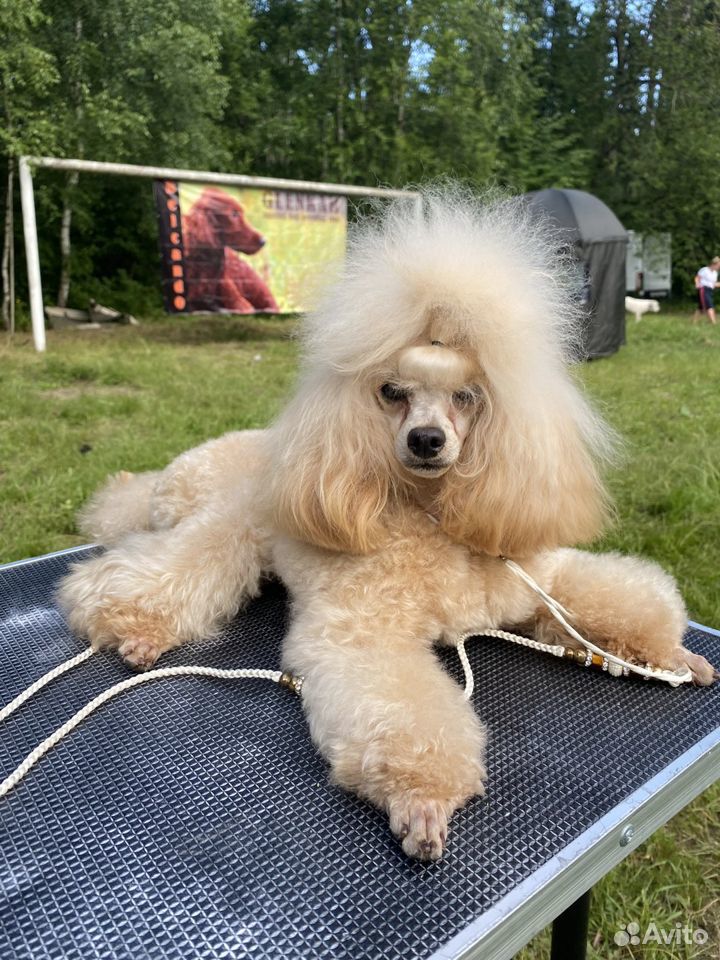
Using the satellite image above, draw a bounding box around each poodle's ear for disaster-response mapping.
[438,378,612,557]
[269,374,394,554]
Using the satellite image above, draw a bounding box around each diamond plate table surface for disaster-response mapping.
[1,548,719,960]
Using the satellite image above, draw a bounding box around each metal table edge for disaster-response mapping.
[429,727,720,960]
[688,618,720,638]
[0,544,95,571]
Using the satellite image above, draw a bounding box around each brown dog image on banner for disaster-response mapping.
[182,188,279,313]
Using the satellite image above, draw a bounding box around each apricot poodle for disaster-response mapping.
[57,189,716,861]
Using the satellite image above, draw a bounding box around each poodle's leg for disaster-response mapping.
[56,503,269,669]
[284,624,486,861]
[523,549,717,685]
[78,470,162,545]
[78,430,269,546]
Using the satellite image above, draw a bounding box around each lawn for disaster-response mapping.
[1,307,718,957]
[0,312,299,561]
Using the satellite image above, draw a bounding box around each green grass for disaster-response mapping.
[1,307,719,957]
[0,312,299,560]
[584,316,720,630]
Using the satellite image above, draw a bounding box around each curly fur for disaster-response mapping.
[56,188,716,861]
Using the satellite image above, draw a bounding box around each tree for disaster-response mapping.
[6,0,718,312]
[38,0,149,305]
[0,0,58,328]
[624,0,720,289]
[37,0,240,307]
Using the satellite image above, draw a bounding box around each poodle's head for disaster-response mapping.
[269,188,614,557]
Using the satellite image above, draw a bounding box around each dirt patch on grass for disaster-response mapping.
[41,384,141,400]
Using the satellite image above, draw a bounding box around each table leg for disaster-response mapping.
[550,888,592,960]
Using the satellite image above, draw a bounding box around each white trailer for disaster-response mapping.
[626,231,672,297]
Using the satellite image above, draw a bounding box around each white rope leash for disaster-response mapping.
[0,647,94,723]
[456,628,566,700]
[427,515,692,688]
[500,557,693,686]
[0,663,299,800]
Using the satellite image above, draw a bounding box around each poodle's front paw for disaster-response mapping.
[85,604,175,669]
[69,600,172,669]
[674,648,718,687]
[389,795,451,862]
[56,558,179,668]
[117,635,164,671]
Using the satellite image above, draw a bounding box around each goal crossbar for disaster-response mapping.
[19,156,420,351]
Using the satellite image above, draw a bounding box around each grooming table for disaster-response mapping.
[1,548,719,960]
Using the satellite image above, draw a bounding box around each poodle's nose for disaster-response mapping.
[407,427,446,459]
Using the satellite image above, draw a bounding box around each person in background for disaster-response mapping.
[693,256,720,324]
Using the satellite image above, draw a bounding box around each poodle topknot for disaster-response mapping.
[57,187,716,862]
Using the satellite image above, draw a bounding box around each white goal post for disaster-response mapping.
[19,156,420,352]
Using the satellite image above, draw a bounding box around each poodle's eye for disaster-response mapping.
[379,383,409,403]
[452,388,477,409]
[453,390,475,407]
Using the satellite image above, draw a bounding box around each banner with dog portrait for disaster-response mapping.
[154,181,347,314]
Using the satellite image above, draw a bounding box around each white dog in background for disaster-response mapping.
[625,295,660,321]
[57,189,716,861]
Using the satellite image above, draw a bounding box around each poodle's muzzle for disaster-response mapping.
[380,383,476,478]
[377,344,481,478]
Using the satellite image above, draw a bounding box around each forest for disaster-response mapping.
[2,0,720,323]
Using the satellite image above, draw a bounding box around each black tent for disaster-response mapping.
[524,188,628,359]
